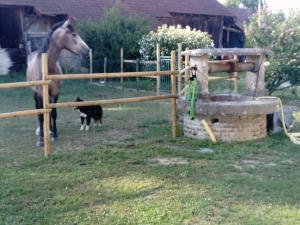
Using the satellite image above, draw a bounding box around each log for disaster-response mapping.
[48,95,177,109]
[45,71,172,81]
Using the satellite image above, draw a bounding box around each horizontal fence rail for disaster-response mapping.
[48,95,177,109]
[0,80,51,89]
[0,109,51,119]
[45,71,173,81]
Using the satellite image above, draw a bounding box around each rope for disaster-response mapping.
[187,79,199,120]
[257,96,300,145]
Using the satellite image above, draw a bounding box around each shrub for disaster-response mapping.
[246,9,300,92]
[139,25,214,59]
[77,3,150,61]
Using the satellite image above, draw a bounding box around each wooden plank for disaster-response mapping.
[0,80,50,89]
[45,71,173,81]
[208,62,255,73]
[0,109,51,119]
[48,95,177,109]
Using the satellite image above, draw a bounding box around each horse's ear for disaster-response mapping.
[62,18,72,28]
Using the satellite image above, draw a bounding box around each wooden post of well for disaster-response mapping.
[171,50,177,139]
[89,49,93,82]
[184,48,190,96]
[42,53,51,157]
[177,43,182,95]
[120,48,124,89]
[156,43,161,96]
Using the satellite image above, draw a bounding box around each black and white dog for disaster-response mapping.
[75,97,103,131]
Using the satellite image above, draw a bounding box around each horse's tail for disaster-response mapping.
[0,49,12,75]
[0,48,27,76]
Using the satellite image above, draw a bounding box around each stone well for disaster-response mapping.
[178,94,280,142]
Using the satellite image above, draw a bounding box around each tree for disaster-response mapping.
[246,9,300,92]
[77,3,150,61]
[221,0,265,11]
[139,25,214,60]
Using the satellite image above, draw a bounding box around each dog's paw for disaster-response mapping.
[85,126,90,131]
[80,125,85,131]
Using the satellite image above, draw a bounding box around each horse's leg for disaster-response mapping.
[50,96,59,141]
[34,93,44,147]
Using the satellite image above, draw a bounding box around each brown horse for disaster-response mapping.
[26,19,89,147]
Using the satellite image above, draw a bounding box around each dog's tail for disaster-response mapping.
[0,49,12,75]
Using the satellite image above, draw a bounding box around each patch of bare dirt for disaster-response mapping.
[150,157,189,166]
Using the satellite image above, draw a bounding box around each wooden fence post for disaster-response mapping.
[136,59,139,93]
[104,57,107,86]
[234,54,238,92]
[171,50,177,139]
[156,43,161,96]
[89,49,93,83]
[120,48,124,89]
[184,48,190,96]
[177,43,182,95]
[42,53,51,157]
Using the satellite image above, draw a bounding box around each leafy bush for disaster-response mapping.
[77,3,150,61]
[246,9,300,92]
[139,25,214,59]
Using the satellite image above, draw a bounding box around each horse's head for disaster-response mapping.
[51,19,90,56]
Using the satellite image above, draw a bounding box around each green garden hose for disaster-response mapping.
[187,79,199,120]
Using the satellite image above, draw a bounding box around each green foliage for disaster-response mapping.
[246,9,300,92]
[139,25,214,59]
[77,3,150,60]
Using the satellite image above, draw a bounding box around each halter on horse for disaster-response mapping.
[26,19,90,147]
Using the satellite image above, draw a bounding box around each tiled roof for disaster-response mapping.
[0,0,234,21]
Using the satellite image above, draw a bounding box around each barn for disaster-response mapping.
[0,0,246,73]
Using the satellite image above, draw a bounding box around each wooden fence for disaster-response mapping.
[0,51,178,157]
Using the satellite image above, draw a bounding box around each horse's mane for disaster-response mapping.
[39,21,75,53]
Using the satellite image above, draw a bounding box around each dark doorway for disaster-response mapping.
[0,7,23,48]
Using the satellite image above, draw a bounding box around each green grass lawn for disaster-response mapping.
[0,73,300,225]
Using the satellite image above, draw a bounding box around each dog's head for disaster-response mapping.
[74,96,83,110]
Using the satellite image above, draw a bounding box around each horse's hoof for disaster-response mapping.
[35,127,40,136]
[51,136,58,142]
[36,140,44,147]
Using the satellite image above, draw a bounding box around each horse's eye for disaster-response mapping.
[72,33,77,37]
